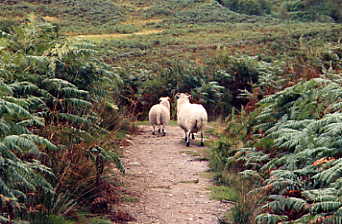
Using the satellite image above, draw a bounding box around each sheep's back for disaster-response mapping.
[177,104,208,130]
[149,104,170,125]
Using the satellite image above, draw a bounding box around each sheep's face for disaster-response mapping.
[175,93,191,104]
[159,97,170,103]
[159,97,170,110]
[175,93,190,99]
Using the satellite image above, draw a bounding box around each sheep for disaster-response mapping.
[148,97,170,136]
[176,93,208,147]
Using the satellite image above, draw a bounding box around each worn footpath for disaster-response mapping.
[119,125,230,224]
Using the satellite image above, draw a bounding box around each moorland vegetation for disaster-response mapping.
[1,0,342,223]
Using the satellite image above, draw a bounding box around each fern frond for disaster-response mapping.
[256,213,288,224]
[240,169,263,182]
[99,147,125,174]
[313,159,342,186]
[0,175,15,197]
[3,134,58,153]
[57,113,91,126]
[0,81,13,96]
[310,201,342,214]
[291,214,323,224]
[263,196,307,214]
[9,81,41,96]
[302,188,338,202]
[26,55,49,65]
[0,99,32,119]
[60,87,88,98]
[2,96,30,109]
[330,102,342,112]
[42,78,76,90]
[321,215,342,224]
[63,98,92,110]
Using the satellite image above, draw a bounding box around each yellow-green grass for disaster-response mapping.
[134,120,178,126]
[121,195,139,203]
[73,29,164,41]
[208,185,239,202]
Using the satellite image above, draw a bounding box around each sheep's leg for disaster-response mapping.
[162,124,166,136]
[152,125,156,135]
[200,131,204,146]
[186,130,191,147]
[184,130,187,143]
[158,127,161,133]
[191,133,195,140]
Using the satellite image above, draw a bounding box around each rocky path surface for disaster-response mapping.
[119,125,230,224]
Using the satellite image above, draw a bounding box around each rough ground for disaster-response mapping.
[119,125,230,224]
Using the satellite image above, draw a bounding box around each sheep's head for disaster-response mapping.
[159,96,170,110]
[175,93,191,105]
[159,96,170,102]
[175,93,191,100]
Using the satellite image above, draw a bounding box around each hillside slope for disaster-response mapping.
[0,0,276,34]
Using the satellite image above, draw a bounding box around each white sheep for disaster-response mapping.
[148,97,170,136]
[176,93,208,147]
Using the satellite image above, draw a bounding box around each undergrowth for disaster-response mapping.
[210,38,342,223]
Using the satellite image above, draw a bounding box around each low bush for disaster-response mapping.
[219,0,271,16]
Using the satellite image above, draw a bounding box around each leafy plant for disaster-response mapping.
[219,0,271,16]
[0,16,125,222]
[215,67,342,223]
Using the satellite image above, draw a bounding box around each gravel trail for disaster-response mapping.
[120,125,230,224]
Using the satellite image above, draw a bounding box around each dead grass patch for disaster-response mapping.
[71,29,163,40]
[122,18,162,25]
[43,16,60,22]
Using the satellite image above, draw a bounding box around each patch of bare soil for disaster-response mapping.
[118,125,230,224]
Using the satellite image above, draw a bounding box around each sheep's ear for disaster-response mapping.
[175,93,180,99]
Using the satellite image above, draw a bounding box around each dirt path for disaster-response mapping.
[119,125,230,224]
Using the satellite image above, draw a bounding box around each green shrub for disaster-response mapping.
[47,215,75,224]
[0,19,18,33]
[280,0,342,22]
[215,71,342,223]
[0,0,126,34]
[89,217,113,224]
[220,0,271,16]
[116,55,281,120]
[230,204,253,224]
[113,24,139,34]
[0,16,125,223]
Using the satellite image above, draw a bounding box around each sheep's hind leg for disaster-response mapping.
[162,124,166,136]
[186,130,191,147]
[184,130,187,143]
[200,131,204,146]
[152,125,156,135]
